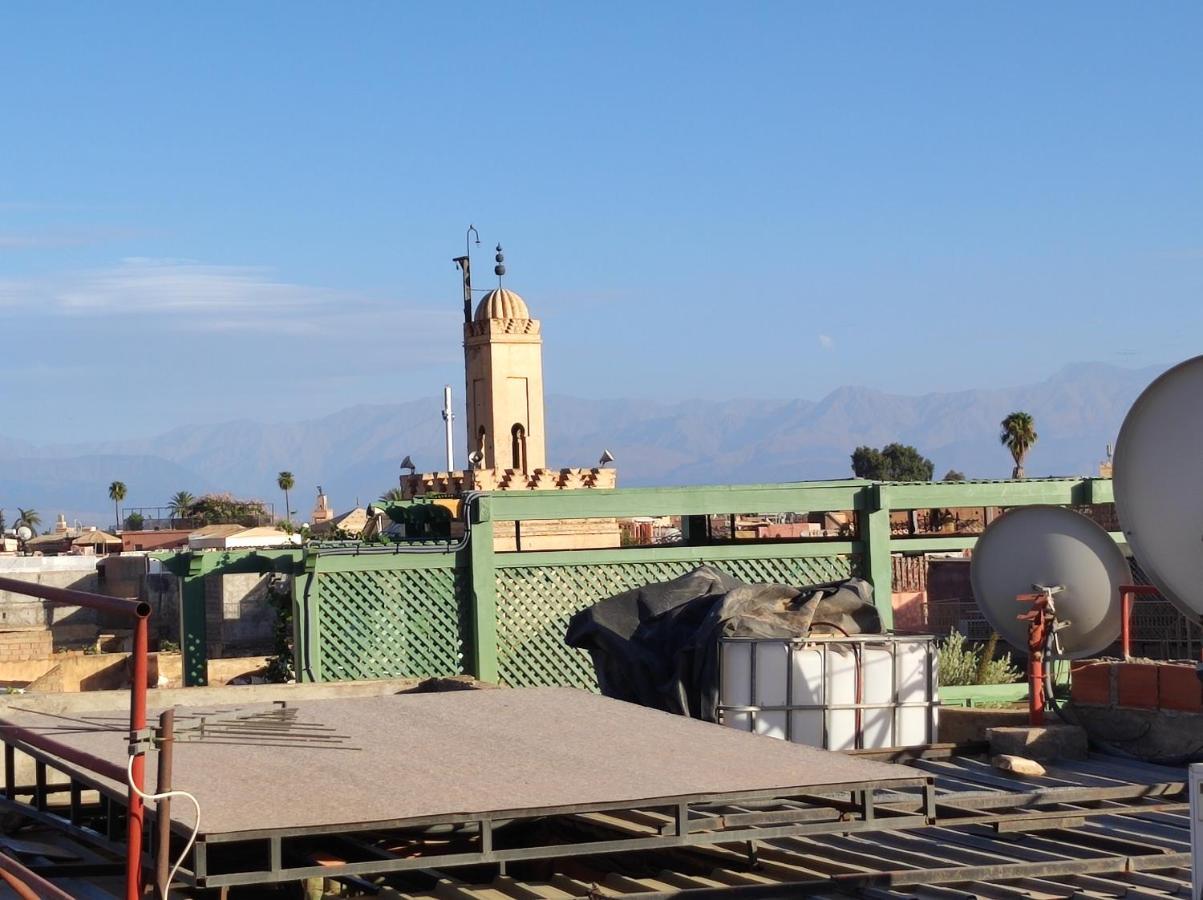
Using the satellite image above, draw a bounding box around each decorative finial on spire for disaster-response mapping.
[494,244,506,287]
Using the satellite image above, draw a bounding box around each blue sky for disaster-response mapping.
[2,3,1201,443]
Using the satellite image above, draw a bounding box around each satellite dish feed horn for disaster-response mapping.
[1113,354,1203,625]
[970,505,1130,659]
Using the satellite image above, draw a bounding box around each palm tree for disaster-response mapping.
[277,471,295,523]
[108,481,127,531]
[15,508,40,531]
[999,412,1038,479]
[167,490,195,526]
[380,488,406,502]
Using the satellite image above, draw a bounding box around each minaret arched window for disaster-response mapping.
[511,423,527,473]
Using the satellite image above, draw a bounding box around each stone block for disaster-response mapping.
[987,724,1088,761]
[992,754,1047,777]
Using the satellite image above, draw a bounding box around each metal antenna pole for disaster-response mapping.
[453,225,481,325]
[154,709,174,900]
[442,385,455,472]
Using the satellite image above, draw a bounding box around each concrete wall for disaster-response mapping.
[0,556,182,649]
[0,557,281,659]
[205,572,285,656]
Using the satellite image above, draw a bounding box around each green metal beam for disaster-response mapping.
[485,482,867,521]
[301,549,460,573]
[882,477,1110,510]
[494,540,860,569]
[889,530,1125,554]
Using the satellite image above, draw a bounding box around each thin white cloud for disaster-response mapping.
[0,257,429,334]
[818,334,834,350]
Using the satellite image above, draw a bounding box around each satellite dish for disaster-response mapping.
[970,506,1130,658]
[1113,354,1203,624]
[15,526,32,542]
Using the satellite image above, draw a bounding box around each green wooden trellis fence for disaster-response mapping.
[164,477,1118,688]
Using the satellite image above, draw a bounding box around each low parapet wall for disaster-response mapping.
[1072,659,1203,712]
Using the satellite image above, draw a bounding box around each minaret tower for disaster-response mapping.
[462,245,547,472]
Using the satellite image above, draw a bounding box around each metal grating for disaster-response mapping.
[315,567,467,681]
[497,555,857,688]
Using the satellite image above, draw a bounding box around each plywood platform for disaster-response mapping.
[2,687,920,835]
[0,687,932,887]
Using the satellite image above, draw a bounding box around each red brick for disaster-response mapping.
[1158,664,1203,713]
[1116,663,1159,709]
[1071,661,1112,705]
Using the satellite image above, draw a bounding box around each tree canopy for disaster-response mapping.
[185,493,271,527]
[167,491,195,520]
[850,443,934,481]
[942,469,966,481]
[999,411,1038,479]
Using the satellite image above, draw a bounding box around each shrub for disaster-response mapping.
[937,629,1021,686]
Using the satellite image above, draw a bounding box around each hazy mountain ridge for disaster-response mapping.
[0,362,1165,524]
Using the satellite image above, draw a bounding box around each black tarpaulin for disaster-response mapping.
[565,565,881,721]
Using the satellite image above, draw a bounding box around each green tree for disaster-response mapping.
[999,411,1038,479]
[167,491,195,524]
[14,508,40,531]
[108,481,127,531]
[277,471,295,523]
[380,487,406,502]
[942,469,966,482]
[850,443,934,481]
[187,493,271,527]
[124,512,145,531]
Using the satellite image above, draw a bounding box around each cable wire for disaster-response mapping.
[126,754,201,894]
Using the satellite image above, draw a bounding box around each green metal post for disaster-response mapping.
[468,496,499,683]
[180,554,209,687]
[294,553,323,683]
[860,483,894,631]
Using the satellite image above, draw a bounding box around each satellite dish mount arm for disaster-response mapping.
[1016,584,1066,727]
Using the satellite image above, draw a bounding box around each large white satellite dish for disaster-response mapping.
[1113,355,1203,625]
[970,506,1130,658]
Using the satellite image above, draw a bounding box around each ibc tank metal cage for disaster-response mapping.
[717,633,939,751]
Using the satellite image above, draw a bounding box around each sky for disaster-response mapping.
[2,3,1202,443]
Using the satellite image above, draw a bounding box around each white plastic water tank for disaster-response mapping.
[718,635,938,751]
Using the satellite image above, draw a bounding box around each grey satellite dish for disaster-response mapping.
[970,506,1130,658]
[1113,354,1203,624]
[15,526,32,542]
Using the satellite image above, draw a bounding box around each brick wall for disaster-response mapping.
[1071,660,1203,713]
[0,630,53,661]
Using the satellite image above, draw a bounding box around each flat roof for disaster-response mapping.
[1,687,919,839]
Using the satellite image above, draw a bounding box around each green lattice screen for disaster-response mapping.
[496,555,858,688]
[315,566,468,681]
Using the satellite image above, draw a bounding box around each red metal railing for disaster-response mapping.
[0,576,151,900]
[0,850,75,899]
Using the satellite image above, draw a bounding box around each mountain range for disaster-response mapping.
[0,361,1165,526]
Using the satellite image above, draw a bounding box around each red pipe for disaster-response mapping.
[126,614,149,900]
[1121,590,1132,660]
[0,574,151,900]
[1118,584,1158,660]
[0,850,75,900]
[0,577,149,619]
[1027,610,1046,727]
